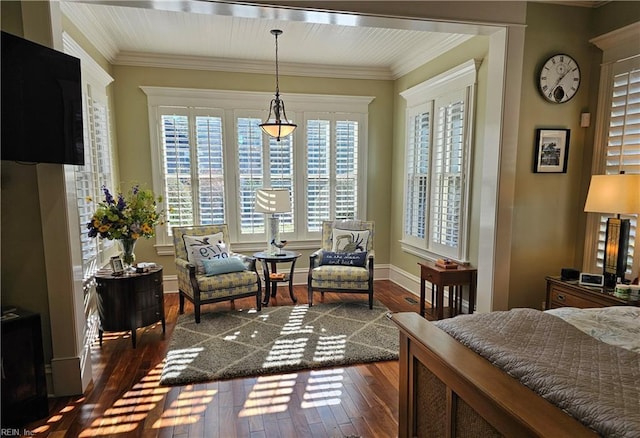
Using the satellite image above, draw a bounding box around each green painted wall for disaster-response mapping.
[507,2,599,309]
[390,36,490,281]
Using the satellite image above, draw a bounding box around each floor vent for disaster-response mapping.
[404,296,418,304]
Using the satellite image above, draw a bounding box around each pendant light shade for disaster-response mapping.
[260,29,297,141]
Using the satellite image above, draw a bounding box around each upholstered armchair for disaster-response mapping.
[308,220,375,308]
[173,225,261,323]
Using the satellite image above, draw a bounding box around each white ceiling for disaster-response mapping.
[60,1,606,80]
[60,0,476,80]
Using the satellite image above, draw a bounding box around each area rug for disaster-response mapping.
[160,301,399,386]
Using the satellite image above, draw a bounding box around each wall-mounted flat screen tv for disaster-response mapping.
[1,31,84,165]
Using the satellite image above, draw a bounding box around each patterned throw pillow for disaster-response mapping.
[202,257,246,276]
[183,232,229,274]
[331,229,370,253]
[321,251,367,267]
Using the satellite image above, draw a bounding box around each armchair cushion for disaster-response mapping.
[182,232,229,274]
[331,228,370,253]
[203,257,247,276]
[196,270,259,294]
[321,251,368,267]
[311,265,370,282]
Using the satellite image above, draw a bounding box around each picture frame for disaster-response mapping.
[110,256,124,275]
[533,128,570,173]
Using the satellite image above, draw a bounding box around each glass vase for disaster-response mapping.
[117,238,138,269]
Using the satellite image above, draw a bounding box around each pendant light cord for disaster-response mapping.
[272,29,281,98]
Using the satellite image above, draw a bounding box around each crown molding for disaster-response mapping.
[114,51,394,80]
[391,34,474,79]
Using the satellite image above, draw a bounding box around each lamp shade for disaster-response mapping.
[584,174,640,214]
[255,188,291,214]
[260,121,296,139]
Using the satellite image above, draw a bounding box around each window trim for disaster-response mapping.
[399,59,479,263]
[141,86,373,254]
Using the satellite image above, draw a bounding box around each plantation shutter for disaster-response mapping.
[237,117,264,234]
[195,115,225,225]
[268,135,294,233]
[430,90,467,259]
[307,119,331,232]
[305,115,361,233]
[404,105,431,245]
[596,63,640,273]
[161,111,194,228]
[160,109,225,231]
[335,120,358,221]
[76,89,113,278]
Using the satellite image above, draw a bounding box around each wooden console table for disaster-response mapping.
[95,265,165,348]
[418,261,477,320]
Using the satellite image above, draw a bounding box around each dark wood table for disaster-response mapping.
[418,261,477,320]
[94,265,165,348]
[253,251,301,306]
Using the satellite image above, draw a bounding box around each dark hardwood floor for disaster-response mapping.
[25,280,425,438]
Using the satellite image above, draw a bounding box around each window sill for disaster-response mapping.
[399,240,467,265]
[155,239,322,257]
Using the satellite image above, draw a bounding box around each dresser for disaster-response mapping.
[545,276,635,309]
[1,308,48,426]
[95,266,165,347]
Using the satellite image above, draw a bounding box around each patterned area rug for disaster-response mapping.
[160,301,399,386]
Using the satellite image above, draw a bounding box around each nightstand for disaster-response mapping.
[545,276,635,309]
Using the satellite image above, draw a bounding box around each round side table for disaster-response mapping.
[253,251,301,306]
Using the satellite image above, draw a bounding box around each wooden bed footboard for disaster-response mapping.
[389,312,597,438]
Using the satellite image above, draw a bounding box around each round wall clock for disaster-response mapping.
[538,54,580,103]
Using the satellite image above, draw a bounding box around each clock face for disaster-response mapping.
[539,54,580,103]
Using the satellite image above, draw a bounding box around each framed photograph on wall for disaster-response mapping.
[110,256,124,275]
[533,128,570,173]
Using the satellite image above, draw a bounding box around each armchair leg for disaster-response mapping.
[308,287,314,307]
[179,292,185,314]
[195,305,201,324]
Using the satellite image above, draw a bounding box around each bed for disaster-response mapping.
[389,306,640,437]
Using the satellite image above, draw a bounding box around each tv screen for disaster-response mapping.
[1,31,84,165]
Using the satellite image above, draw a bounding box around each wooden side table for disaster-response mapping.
[253,251,301,306]
[94,265,165,348]
[418,261,477,320]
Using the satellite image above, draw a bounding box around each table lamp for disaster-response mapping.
[255,188,291,255]
[584,173,640,287]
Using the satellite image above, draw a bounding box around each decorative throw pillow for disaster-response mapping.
[202,257,246,276]
[321,251,367,267]
[331,229,370,253]
[183,232,229,274]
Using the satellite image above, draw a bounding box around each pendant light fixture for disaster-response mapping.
[259,29,297,141]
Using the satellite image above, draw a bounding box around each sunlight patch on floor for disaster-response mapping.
[160,347,204,380]
[30,396,87,434]
[152,387,216,428]
[313,335,347,362]
[78,363,170,436]
[239,373,298,417]
[301,369,344,408]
